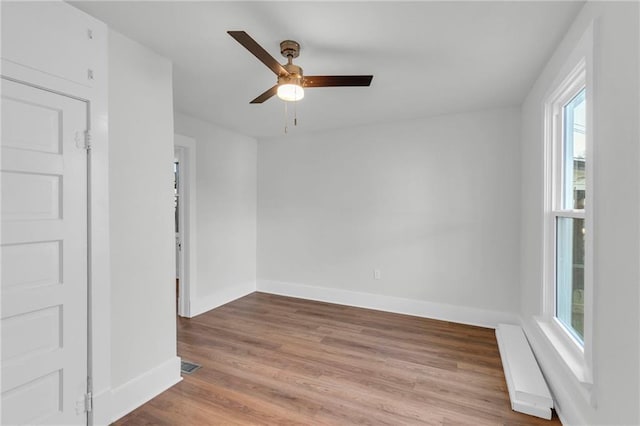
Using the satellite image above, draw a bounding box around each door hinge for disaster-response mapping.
[84,130,92,150]
[76,392,93,414]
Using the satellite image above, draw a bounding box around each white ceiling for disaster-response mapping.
[71,1,584,139]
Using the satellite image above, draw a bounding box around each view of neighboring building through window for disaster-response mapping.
[556,88,586,343]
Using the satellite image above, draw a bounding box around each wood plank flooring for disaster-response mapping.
[115,293,561,425]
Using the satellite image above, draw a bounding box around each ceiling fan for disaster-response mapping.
[228,31,373,104]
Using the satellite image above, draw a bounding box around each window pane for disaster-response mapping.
[556,217,585,343]
[563,88,586,210]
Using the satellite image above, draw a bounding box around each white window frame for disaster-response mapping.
[539,24,594,390]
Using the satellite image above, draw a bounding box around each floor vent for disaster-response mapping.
[496,324,553,419]
[181,360,201,375]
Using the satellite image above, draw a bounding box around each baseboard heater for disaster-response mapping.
[496,324,553,420]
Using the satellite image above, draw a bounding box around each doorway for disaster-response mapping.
[174,134,197,317]
[174,158,182,313]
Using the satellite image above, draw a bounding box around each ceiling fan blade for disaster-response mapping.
[228,31,288,77]
[250,85,278,104]
[303,75,373,88]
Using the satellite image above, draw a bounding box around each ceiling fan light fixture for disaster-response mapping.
[277,83,304,102]
[227,31,373,105]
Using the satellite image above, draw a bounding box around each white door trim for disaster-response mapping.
[0,3,110,424]
[174,134,197,318]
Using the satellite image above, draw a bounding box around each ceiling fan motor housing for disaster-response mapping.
[280,40,300,59]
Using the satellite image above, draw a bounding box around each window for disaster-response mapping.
[546,62,588,348]
[539,25,593,389]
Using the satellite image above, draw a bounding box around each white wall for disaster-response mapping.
[257,108,521,326]
[174,113,257,316]
[108,30,180,418]
[520,2,639,424]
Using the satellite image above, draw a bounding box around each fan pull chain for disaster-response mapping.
[284,100,288,134]
[283,97,300,134]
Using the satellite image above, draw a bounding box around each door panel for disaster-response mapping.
[2,241,61,290]
[1,78,88,426]
[1,95,61,153]
[1,171,61,221]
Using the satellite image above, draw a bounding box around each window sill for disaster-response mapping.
[534,316,593,387]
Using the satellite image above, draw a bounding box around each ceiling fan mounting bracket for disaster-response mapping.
[280,40,300,59]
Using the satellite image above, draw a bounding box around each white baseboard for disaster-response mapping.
[257,280,518,329]
[110,356,182,423]
[495,324,553,419]
[91,386,113,426]
[190,281,256,317]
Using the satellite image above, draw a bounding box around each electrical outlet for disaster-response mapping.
[374,269,381,280]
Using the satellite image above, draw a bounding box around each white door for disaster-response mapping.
[1,78,88,425]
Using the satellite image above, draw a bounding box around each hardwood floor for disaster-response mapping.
[115,293,561,425]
